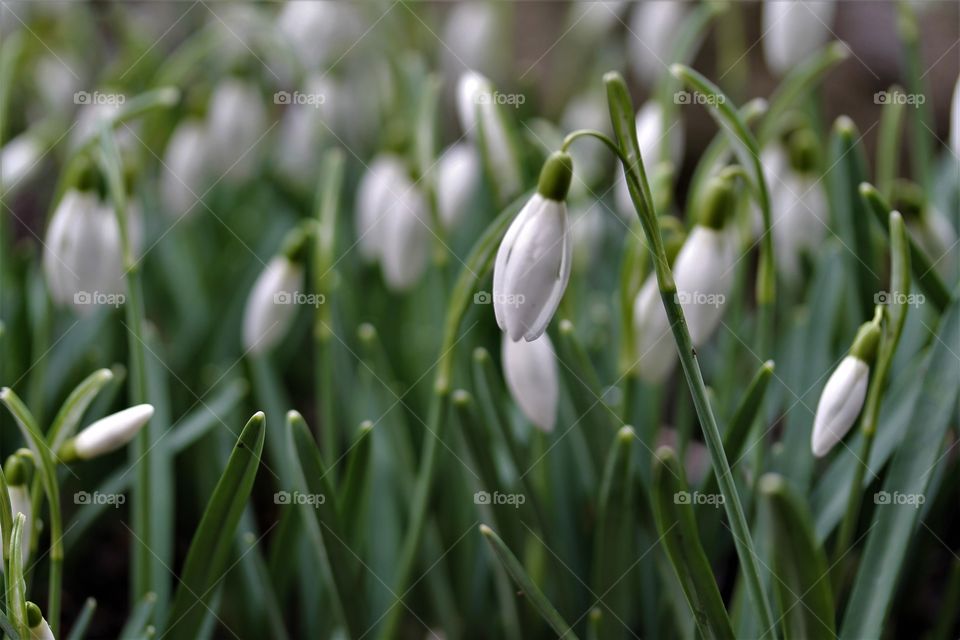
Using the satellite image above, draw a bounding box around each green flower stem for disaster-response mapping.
[312,149,344,460]
[604,70,777,637]
[97,128,152,601]
[378,194,525,640]
[834,213,910,568]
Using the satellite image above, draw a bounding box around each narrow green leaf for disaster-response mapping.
[165,412,266,638]
[339,420,374,537]
[479,524,579,639]
[46,368,116,451]
[0,609,21,640]
[759,474,836,640]
[8,514,27,638]
[0,461,12,568]
[875,85,906,199]
[120,593,157,640]
[840,300,960,639]
[860,183,951,311]
[65,598,97,640]
[651,447,735,640]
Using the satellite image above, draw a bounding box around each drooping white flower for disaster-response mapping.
[493,152,573,342]
[442,2,502,77]
[0,133,42,193]
[762,0,836,75]
[242,254,305,353]
[66,404,155,460]
[160,119,210,218]
[43,189,127,312]
[750,145,789,238]
[632,275,678,383]
[26,602,54,640]
[615,101,684,220]
[355,155,409,262]
[811,319,880,457]
[673,224,736,346]
[951,74,960,159]
[275,75,339,183]
[770,170,827,280]
[435,143,481,232]
[456,71,524,202]
[628,1,687,86]
[206,79,267,180]
[379,175,431,292]
[501,333,558,432]
[276,1,362,71]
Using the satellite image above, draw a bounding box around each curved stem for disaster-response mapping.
[561,129,628,164]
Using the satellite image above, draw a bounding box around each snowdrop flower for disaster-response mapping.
[442,2,502,77]
[277,1,361,71]
[628,1,687,86]
[811,318,881,457]
[501,333,558,432]
[762,0,836,75]
[379,174,431,292]
[275,76,339,183]
[60,404,155,461]
[951,74,960,159]
[436,143,481,232]
[632,275,677,383]
[615,101,683,220]
[355,155,409,262]
[26,602,54,640]
[770,130,827,281]
[673,176,737,346]
[160,119,210,218]
[456,71,524,202]
[43,188,127,312]
[0,133,42,193]
[206,79,267,180]
[242,229,308,353]
[494,151,573,341]
[0,453,32,571]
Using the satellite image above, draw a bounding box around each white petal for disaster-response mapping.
[436,143,480,231]
[0,134,42,193]
[632,275,677,383]
[161,119,209,217]
[74,404,155,459]
[381,180,431,291]
[772,172,827,280]
[206,79,266,179]
[811,356,869,457]
[493,199,537,332]
[8,486,31,567]
[242,256,304,353]
[29,618,54,640]
[456,71,488,137]
[763,0,836,75]
[635,101,683,169]
[628,1,687,85]
[478,98,523,202]
[443,3,500,76]
[355,155,408,262]
[502,333,558,432]
[673,225,736,346]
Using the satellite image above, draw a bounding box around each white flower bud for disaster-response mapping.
[380,177,430,292]
[672,225,736,346]
[456,71,523,202]
[0,133,42,193]
[811,355,869,457]
[206,79,266,180]
[161,119,209,218]
[762,0,836,75]
[632,275,678,383]
[628,1,687,86]
[436,143,481,232]
[771,171,827,281]
[27,602,53,640]
[355,155,409,262]
[502,333,558,432]
[43,189,127,313]
[71,404,154,460]
[242,255,305,353]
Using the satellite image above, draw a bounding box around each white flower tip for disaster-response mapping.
[73,404,154,459]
